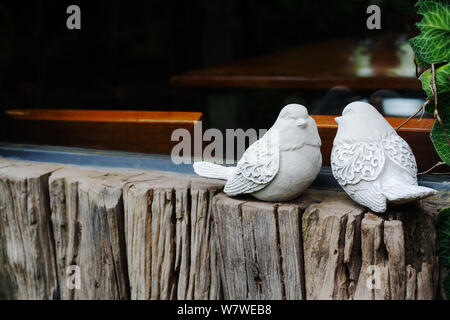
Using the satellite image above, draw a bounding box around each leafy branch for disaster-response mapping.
[408,0,450,170]
[407,0,450,300]
[431,63,450,146]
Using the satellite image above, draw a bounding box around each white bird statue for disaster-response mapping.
[331,101,437,213]
[193,104,322,201]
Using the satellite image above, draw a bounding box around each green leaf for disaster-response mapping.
[409,0,450,64]
[415,54,431,69]
[416,0,447,11]
[437,207,450,268]
[419,63,450,120]
[411,1,450,168]
[430,100,450,164]
[419,63,450,101]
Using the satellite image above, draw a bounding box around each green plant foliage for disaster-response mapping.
[419,64,450,164]
[437,207,450,267]
[431,112,450,164]
[412,1,450,165]
[415,54,431,69]
[419,63,450,100]
[437,207,450,299]
[431,94,450,164]
[410,0,450,64]
[411,1,450,299]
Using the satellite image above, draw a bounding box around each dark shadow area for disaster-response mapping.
[0,0,425,137]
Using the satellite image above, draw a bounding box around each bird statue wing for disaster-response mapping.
[331,141,387,212]
[381,134,417,178]
[224,131,279,196]
[331,141,385,186]
[342,181,387,213]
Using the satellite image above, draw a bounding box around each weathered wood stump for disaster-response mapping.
[212,193,317,300]
[123,174,223,300]
[49,167,141,299]
[212,190,442,300]
[302,198,439,300]
[0,162,60,299]
[0,158,447,300]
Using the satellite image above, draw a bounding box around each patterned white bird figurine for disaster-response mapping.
[193,104,322,201]
[331,101,437,213]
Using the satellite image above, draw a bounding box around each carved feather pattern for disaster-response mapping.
[224,132,279,196]
[332,132,419,187]
[381,133,417,178]
[331,141,384,186]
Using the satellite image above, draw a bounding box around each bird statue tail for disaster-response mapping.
[383,183,437,202]
[193,162,235,180]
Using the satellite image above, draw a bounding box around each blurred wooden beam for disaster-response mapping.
[171,34,421,90]
[3,109,442,173]
[4,109,203,155]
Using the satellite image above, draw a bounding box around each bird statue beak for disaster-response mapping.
[295,119,307,127]
[335,116,342,124]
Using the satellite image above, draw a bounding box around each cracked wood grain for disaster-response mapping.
[213,192,311,300]
[0,157,444,300]
[303,199,440,300]
[49,167,142,299]
[0,162,60,299]
[123,175,224,300]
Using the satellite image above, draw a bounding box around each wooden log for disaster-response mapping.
[186,178,223,300]
[302,197,440,300]
[0,162,60,299]
[49,167,111,299]
[0,157,445,300]
[277,205,306,300]
[0,157,224,300]
[0,158,12,168]
[123,175,224,300]
[49,167,143,300]
[212,192,319,300]
[302,199,364,299]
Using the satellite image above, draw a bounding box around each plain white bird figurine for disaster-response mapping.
[331,101,437,213]
[193,104,322,201]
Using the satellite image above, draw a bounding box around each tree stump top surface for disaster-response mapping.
[0,157,448,300]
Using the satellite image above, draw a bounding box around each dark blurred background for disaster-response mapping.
[0,0,424,132]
